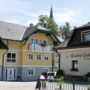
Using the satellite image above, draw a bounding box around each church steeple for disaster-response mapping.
[50,6,53,19]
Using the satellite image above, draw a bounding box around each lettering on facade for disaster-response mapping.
[71,53,90,60]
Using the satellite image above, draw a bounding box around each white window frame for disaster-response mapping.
[30,38,38,44]
[45,55,49,61]
[72,60,79,70]
[43,68,49,73]
[81,30,90,42]
[28,68,35,76]
[37,54,42,60]
[29,53,34,61]
[42,40,48,45]
[7,53,16,62]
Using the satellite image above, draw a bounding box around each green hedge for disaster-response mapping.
[56,70,64,77]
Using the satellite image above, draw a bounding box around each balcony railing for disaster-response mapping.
[30,44,53,52]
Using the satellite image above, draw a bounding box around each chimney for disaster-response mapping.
[30,23,33,27]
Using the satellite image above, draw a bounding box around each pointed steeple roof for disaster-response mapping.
[50,6,53,19]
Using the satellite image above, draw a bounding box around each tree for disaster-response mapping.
[60,22,72,40]
[37,15,60,36]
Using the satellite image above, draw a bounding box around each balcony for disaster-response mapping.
[30,44,53,52]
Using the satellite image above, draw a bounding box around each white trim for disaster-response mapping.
[71,60,79,70]
[81,30,90,42]
[4,65,52,68]
[7,52,17,63]
[37,53,42,60]
[20,28,27,40]
[28,53,34,61]
[44,54,49,61]
[42,40,48,45]
[8,49,53,53]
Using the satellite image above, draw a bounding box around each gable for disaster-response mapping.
[54,22,90,50]
[0,21,60,45]
[29,32,54,45]
[68,26,90,46]
[0,40,8,49]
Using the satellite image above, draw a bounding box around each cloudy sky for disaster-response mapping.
[0,0,90,28]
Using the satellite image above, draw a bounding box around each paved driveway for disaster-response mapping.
[0,81,36,90]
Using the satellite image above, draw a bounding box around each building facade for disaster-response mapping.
[55,22,90,77]
[0,21,59,81]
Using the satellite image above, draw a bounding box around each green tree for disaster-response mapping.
[60,22,71,40]
[37,15,60,36]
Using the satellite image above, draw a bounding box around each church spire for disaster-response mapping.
[50,6,53,19]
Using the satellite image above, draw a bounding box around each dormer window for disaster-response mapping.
[83,33,90,41]
[81,31,90,42]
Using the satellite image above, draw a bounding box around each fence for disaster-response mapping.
[40,81,89,90]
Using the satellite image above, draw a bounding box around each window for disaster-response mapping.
[28,68,35,76]
[31,39,38,44]
[37,54,41,60]
[43,40,48,45]
[71,60,78,71]
[45,55,49,61]
[43,68,49,72]
[7,53,16,62]
[83,33,90,41]
[29,54,34,60]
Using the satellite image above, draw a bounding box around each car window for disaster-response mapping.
[47,73,54,76]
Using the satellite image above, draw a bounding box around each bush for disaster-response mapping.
[54,76,64,83]
[87,72,90,77]
[88,85,90,90]
[56,70,64,78]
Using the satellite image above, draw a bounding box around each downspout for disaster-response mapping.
[52,52,54,72]
[52,50,60,72]
[1,40,8,81]
[52,46,61,72]
[53,49,60,71]
[56,50,60,70]
[1,50,8,81]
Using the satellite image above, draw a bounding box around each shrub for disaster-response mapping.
[56,70,64,78]
[87,72,90,77]
[54,76,64,83]
[88,85,90,90]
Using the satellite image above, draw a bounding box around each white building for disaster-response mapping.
[54,22,90,78]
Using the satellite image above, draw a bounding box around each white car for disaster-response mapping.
[47,72,56,81]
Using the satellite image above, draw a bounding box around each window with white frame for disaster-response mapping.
[71,60,78,71]
[42,40,48,45]
[37,54,42,60]
[31,39,38,44]
[28,68,35,76]
[7,53,16,62]
[43,68,49,72]
[83,33,90,41]
[29,54,34,60]
[45,55,49,61]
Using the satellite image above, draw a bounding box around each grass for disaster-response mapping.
[54,76,65,83]
[88,85,90,90]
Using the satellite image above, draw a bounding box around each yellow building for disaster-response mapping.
[0,21,59,81]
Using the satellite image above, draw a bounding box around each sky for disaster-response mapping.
[0,0,90,28]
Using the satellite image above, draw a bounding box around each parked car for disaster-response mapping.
[41,72,48,80]
[47,72,56,81]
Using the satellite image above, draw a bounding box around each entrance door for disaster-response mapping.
[7,68,15,81]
